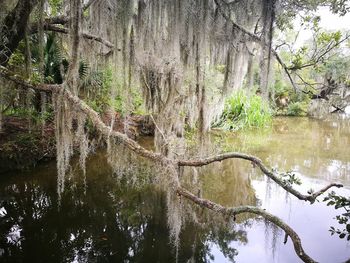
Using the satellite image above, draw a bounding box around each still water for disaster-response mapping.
[0,117,349,262]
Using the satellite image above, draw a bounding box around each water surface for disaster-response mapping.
[0,116,349,262]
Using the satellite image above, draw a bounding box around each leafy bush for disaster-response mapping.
[286,101,308,116]
[216,91,272,130]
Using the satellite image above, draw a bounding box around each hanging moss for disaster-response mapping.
[80,0,271,145]
[53,0,276,246]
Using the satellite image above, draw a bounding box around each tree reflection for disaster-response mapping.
[0,152,253,263]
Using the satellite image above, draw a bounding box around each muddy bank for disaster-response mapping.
[0,117,56,173]
[0,114,154,173]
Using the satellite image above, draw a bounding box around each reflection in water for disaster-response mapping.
[0,152,250,263]
[208,117,350,263]
[214,117,350,184]
[0,117,350,262]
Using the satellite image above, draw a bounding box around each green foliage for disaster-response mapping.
[84,66,114,113]
[216,91,272,131]
[280,171,302,186]
[324,192,350,241]
[130,90,145,115]
[272,69,311,116]
[274,77,290,99]
[7,42,26,73]
[286,101,308,116]
[290,46,308,70]
[5,106,54,126]
[43,33,63,84]
[316,53,350,83]
[48,0,62,16]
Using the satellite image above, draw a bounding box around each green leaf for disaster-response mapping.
[327,201,335,206]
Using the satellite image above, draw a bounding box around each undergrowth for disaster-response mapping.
[215,91,272,130]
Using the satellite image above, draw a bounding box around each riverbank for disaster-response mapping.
[0,116,56,173]
[0,114,154,173]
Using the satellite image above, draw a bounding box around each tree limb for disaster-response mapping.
[39,25,114,48]
[177,186,316,263]
[37,0,100,27]
[178,152,343,203]
[0,0,39,66]
[287,33,350,71]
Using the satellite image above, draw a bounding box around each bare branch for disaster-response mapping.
[43,15,69,26]
[178,152,343,203]
[39,25,114,48]
[287,33,350,71]
[0,66,60,92]
[177,187,317,263]
[39,0,99,26]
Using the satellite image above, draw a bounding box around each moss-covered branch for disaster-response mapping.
[178,152,343,203]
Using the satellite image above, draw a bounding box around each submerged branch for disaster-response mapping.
[178,152,343,203]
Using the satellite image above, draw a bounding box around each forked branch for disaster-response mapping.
[178,152,343,203]
[177,187,316,263]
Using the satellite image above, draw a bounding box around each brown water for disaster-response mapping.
[0,117,349,262]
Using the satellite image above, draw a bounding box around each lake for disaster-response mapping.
[0,116,349,262]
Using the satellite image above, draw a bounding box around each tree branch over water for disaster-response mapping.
[178,152,343,203]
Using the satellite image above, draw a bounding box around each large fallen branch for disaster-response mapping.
[0,65,343,263]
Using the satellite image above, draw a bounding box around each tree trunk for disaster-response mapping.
[0,0,38,66]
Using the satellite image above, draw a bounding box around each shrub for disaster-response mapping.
[286,101,308,116]
[216,91,272,130]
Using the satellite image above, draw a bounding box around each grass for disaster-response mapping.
[215,91,273,130]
